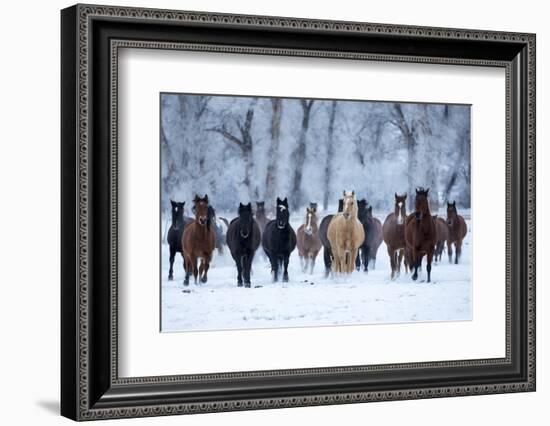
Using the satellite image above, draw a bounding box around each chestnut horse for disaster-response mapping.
[433,215,450,263]
[297,206,322,274]
[382,193,409,279]
[181,194,216,285]
[404,188,437,282]
[327,191,365,274]
[446,201,468,264]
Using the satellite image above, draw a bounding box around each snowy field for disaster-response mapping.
[161,210,472,332]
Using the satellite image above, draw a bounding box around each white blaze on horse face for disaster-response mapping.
[396,201,404,224]
[305,212,313,235]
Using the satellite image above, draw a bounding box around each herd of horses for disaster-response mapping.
[166,188,468,287]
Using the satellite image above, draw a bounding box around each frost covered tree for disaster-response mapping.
[160,93,471,213]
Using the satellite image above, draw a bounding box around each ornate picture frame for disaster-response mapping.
[61,4,536,421]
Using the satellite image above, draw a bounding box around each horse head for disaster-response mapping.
[414,188,430,222]
[304,206,318,235]
[394,193,407,225]
[342,190,357,220]
[275,197,289,230]
[170,200,185,229]
[446,201,458,227]
[193,194,209,227]
[255,201,265,218]
[357,199,368,222]
[238,202,253,238]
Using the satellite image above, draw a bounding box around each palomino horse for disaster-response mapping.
[319,199,343,277]
[327,191,365,274]
[404,188,437,282]
[433,214,450,262]
[226,203,261,287]
[446,201,468,264]
[262,197,297,282]
[182,194,216,285]
[382,193,409,279]
[167,200,193,280]
[356,200,384,272]
[297,206,322,274]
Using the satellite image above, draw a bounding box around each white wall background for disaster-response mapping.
[0,0,546,424]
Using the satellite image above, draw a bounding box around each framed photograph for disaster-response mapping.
[61,4,536,421]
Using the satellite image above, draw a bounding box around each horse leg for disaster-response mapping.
[283,255,290,282]
[236,255,243,287]
[355,249,361,271]
[310,254,316,274]
[363,247,370,273]
[397,249,404,276]
[411,250,419,281]
[271,255,279,282]
[387,246,396,279]
[183,255,191,286]
[243,254,253,288]
[323,247,332,278]
[202,254,212,283]
[455,239,462,264]
[447,239,453,264]
[427,249,434,283]
[168,247,176,280]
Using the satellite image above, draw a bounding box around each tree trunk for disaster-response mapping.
[265,98,283,202]
[290,100,314,209]
[323,101,337,211]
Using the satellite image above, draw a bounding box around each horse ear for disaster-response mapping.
[452,201,456,206]
[352,190,355,196]
[343,190,346,197]
[415,188,420,194]
[194,194,200,203]
[276,197,281,204]
[247,203,252,209]
[179,202,185,208]
[204,194,209,203]
[403,193,407,200]
[426,188,430,195]
[283,197,288,205]
[394,193,398,200]
[170,200,176,208]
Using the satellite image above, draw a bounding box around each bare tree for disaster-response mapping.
[322,101,337,210]
[290,99,315,209]
[207,98,259,200]
[265,98,283,203]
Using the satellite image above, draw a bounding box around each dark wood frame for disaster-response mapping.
[61,3,536,421]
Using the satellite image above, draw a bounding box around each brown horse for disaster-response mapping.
[382,193,409,279]
[446,201,468,264]
[433,215,450,262]
[356,201,383,272]
[327,191,365,274]
[297,206,322,274]
[181,194,216,285]
[405,188,437,282]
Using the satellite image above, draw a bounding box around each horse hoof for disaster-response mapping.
[283,275,289,283]
[412,273,418,281]
[183,280,189,286]
[245,282,251,288]
[237,282,243,287]
[201,277,207,284]
[168,275,173,281]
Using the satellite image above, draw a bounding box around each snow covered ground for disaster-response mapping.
[161,211,472,332]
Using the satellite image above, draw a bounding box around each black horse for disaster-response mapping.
[318,199,343,278]
[262,197,296,282]
[226,203,261,287]
[166,200,192,280]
